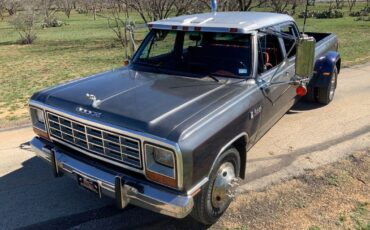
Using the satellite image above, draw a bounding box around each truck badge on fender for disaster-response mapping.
[250,106,262,120]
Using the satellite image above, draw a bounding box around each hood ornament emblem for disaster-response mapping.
[86,93,102,109]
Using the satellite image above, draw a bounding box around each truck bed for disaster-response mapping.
[305,32,338,60]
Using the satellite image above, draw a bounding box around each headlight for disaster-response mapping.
[153,147,174,168]
[36,109,45,124]
[145,143,177,188]
[30,107,46,131]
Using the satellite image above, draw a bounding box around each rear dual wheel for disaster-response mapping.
[317,66,338,105]
[191,148,241,225]
[304,67,338,105]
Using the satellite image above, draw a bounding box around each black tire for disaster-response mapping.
[317,67,338,105]
[304,86,316,102]
[190,148,241,225]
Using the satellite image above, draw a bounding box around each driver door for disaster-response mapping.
[256,31,295,137]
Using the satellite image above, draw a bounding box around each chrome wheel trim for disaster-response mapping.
[211,162,236,210]
[329,72,337,100]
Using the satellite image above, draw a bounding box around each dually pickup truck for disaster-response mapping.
[29,12,340,225]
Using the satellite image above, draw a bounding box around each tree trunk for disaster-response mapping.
[7,8,15,16]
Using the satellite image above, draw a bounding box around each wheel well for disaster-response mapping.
[336,58,341,74]
[232,136,247,179]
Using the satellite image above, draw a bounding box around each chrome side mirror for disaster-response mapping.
[295,35,316,79]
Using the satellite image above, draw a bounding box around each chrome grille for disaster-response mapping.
[46,112,142,169]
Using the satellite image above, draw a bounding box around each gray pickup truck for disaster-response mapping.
[29,12,340,225]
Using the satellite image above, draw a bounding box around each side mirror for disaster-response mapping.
[295,35,316,79]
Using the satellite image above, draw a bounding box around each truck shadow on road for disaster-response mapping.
[244,124,370,184]
[0,156,207,230]
[287,101,325,114]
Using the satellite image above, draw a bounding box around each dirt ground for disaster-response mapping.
[213,150,370,230]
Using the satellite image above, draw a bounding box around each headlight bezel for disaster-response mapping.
[144,143,178,188]
[30,106,47,131]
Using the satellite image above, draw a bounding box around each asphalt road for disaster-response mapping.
[0,64,369,230]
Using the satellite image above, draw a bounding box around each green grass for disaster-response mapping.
[351,202,370,230]
[0,4,369,123]
[0,11,148,123]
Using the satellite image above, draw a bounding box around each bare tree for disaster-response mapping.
[347,0,356,12]
[77,0,102,20]
[106,2,137,59]
[57,0,75,18]
[270,0,289,13]
[236,0,268,11]
[199,0,267,12]
[9,4,38,44]
[39,0,57,19]
[0,0,4,20]
[335,0,345,9]
[3,0,20,16]
[127,0,199,24]
[128,0,176,24]
[91,0,98,20]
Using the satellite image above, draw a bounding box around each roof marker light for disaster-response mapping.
[172,26,178,30]
[194,27,202,32]
[183,26,189,31]
[230,28,238,33]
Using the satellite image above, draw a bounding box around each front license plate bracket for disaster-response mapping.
[76,174,102,198]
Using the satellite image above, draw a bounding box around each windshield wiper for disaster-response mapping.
[133,61,166,74]
[206,73,220,82]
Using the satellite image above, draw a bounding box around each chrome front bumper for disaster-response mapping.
[30,137,193,219]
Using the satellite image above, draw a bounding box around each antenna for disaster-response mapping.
[302,0,310,34]
[211,0,218,14]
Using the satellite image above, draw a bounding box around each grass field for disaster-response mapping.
[0,3,369,125]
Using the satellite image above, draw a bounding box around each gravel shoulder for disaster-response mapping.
[213,150,370,230]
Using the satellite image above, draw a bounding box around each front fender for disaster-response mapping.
[310,51,341,88]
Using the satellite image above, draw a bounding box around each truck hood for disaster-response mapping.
[34,68,243,141]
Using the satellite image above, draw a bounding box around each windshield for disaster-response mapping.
[132,29,253,79]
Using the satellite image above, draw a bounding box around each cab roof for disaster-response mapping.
[148,12,294,33]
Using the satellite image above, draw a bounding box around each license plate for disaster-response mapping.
[77,174,101,197]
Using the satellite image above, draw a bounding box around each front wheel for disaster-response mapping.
[317,67,338,105]
[191,148,241,225]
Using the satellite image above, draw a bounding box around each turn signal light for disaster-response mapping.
[33,127,50,140]
[296,86,308,96]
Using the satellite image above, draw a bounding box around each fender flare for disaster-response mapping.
[208,132,249,179]
[311,51,341,88]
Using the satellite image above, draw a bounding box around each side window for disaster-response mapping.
[257,34,284,74]
[139,31,177,59]
[183,32,200,50]
[280,24,299,58]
